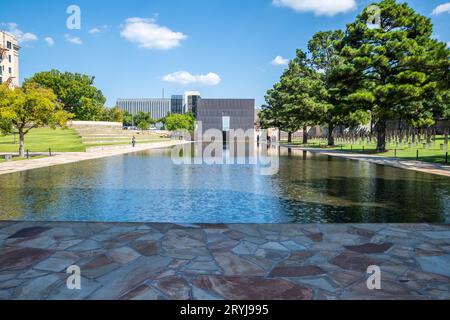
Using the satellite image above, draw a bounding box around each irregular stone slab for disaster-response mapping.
[404,269,450,283]
[68,240,102,252]
[213,252,265,276]
[42,227,75,239]
[416,255,450,278]
[14,274,64,300]
[8,227,51,239]
[47,277,102,300]
[102,231,150,249]
[269,265,326,277]
[0,247,53,271]
[107,247,140,265]
[344,279,421,299]
[162,229,206,251]
[306,232,323,242]
[186,260,219,272]
[348,226,376,238]
[14,236,57,249]
[232,241,259,255]
[90,256,171,299]
[421,231,450,240]
[328,270,365,287]
[281,241,307,251]
[194,276,313,300]
[260,242,289,252]
[119,284,165,300]
[344,243,393,254]
[191,285,222,300]
[294,277,340,293]
[49,239,83,251]
[0,279,25,290]
[209,240,240,251]
[77,254,121,279]
[153,276,192,300]
[130,240,159,256]
[255,248,290,261]
[288,251,315,262]
[330,251,380,272]
[0,272,19,282]
[18,269,50,279]
[34,257,79,273]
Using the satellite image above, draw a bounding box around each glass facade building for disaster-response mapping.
[117,99,172,120]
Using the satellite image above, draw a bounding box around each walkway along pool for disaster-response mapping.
[0,145,449,223]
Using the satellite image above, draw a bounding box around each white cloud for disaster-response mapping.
[44,37,54,47]
[447,42,450,48]
[2,22,38,43]
[432,3,450,15]
[120,17,187,50]
[272,0,356,16]
[271,56,289,66]
[89,25,107,34]
[65,34,83,45]
[163,71,221,86]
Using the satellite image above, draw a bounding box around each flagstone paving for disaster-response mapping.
[0,221,449,300]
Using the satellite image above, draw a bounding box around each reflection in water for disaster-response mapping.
[0,143,449,223]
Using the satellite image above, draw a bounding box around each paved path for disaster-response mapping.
[284,146,450,178]
[0,141,188,176]
[0,221,449,300]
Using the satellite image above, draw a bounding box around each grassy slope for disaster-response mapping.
[285,136,449,164]
[0,128,86,153]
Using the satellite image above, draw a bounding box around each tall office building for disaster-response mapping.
[0,31,20,87]
[184,91,201,116]
[116,99,172,120]
[171,95,184,114]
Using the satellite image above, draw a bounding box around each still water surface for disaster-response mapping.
[0,145,449,223]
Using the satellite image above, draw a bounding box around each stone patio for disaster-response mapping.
[0,221,449,300]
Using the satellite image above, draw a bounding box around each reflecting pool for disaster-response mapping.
[0,144,449,223]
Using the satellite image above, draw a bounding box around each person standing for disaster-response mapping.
[132,136,136,148]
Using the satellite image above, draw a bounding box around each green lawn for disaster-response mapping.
[0,128,86,153]
[284,136,449,164]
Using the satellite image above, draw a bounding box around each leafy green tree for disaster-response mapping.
[0,84,73,157]
[309,30,369,146]
[101,106,124,123]
[162,113,195,131]
[340,0,450,151]
[134,112,155,127]
[263,50,329,143]
[123,111,133,127]
[24,70,107,121]
[137,121,150,131]
[264,83,303,143]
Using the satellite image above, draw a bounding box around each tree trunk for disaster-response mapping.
[18,128,25,158]
[327,122,335,147]
[303,126,308,145]
[376,120,387,152]
[288,132,293,144]
[445,127,449,145]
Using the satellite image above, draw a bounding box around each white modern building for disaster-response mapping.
[0,31,19,87]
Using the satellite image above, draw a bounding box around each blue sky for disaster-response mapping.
[1,0,449,107]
